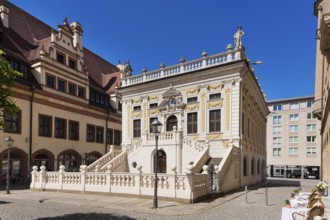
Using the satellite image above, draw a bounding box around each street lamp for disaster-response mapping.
[4,136,14,194]
[150,117,163,209]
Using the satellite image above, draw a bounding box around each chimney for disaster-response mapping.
[0,5,9,28]
[70,21,83,50]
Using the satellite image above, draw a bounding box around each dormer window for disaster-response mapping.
[133,106,141,111]
[57,53,65,64]
[209,93,221,100]
[69,58,76,69]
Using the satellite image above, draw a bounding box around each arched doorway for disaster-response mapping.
[58,150,81,172]
[154,149,167,173]
[32,149,54,171]
[0,147,28,184]
[166,115,177,131]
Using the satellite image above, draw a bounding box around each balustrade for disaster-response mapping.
[122,49,241,87]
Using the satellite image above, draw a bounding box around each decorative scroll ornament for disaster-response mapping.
[148,95,158,101]
[132,98,142,104]
[207,83,223,91]
[186,104,199,111]
[201,91,206,132]
[186,87,200,95]
[223,141,229,148]
[132,112,142,118]
[208,100,223,109]
[149,109,159,115]
[207,133,222,140]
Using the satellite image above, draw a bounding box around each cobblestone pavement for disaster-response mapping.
[0,178,320,220]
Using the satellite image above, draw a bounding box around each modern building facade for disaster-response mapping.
[0,0,122,183]
[314,0,330,185]
[267,96,321,179]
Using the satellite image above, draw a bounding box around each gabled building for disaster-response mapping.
[0,0,122,183]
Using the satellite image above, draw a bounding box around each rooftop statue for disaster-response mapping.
[234,26,244,49]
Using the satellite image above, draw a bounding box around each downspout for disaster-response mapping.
[28,85,35,182]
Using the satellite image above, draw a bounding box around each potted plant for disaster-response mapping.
[285,199,291,208]
[316,181,328,196]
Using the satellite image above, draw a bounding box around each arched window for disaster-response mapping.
[84,151,102,166]
[58,150,81,172]
[251,157,255,175]
[243,156,247,176]
[166,115,177,131]
[32,149,54,171]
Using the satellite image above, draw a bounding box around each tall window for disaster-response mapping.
[114,130,121,145]
[46,75,55,89]
[273,115,282,124]
[57,53,65,64]
[39,114,52,137]
[187,112,198,134]
[68,83,76,95]
[273,104,282,111]
[55,118,66,139]
[133,119,141,138]
[86,124,95,142]
[96,126,104,143]
[57,79,66,92]
[4,111,21,133]
[69,120,79,140]
[289,136,298,143]
[243,157,247,176]
[307,136,316,143]
[307,147,316,155]
[78,87,85,99]
[273,126,282,136]
[133,106,141,111]
[307,113,316,119]
[209,110,221,132]
[289,147,298,155]
[69,58,76,69]
[106,129,113,145]
[149,103,158,109]
[289,125,299,132]
[273,148,281,157]
[290,102,299,110]
[273,137,282,146]
[307,124,316,131]
[289,114,299,121]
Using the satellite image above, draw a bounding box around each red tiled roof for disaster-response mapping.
[0,0,120,92]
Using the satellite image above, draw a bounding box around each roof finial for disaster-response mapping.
[63,17,68,25]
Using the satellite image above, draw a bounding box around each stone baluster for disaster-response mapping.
[179,57,185,72]
[136,165,142,195]
[106,164,112,193]
[30,166,38,189]
[226,44,233,62]
[80,165,87,191]
[39,166,47,191]
[160,63,165,77]
[59,165,65,190]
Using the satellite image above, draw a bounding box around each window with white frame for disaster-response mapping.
[307,136,316,143]
[288,147,298,154]
[273,148,281,157]
[307,124,316,131]
[273,104,282,111]
[290,102,299,110]
[273,126,282,136]
[289,136,298,143]
[289,114,299,121]
[273,115,282,124]
[289,125,299,132]
[306,147,317,155]
[273,137,282,146]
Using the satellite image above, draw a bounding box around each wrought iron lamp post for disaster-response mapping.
[4,136,14,194]
[150,118,163,209]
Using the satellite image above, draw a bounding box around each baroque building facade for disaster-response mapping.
[118,30,269,191]
[314,0,330,184]
[267,96,321,179]
[0,0,122,183]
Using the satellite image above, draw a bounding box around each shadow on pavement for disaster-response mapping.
[0,201,11,204]
[35,213,136,220]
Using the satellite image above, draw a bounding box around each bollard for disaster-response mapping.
[245,185,248,204]
[265,187,268,206]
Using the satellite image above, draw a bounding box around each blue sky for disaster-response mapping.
[11,0,316,100]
